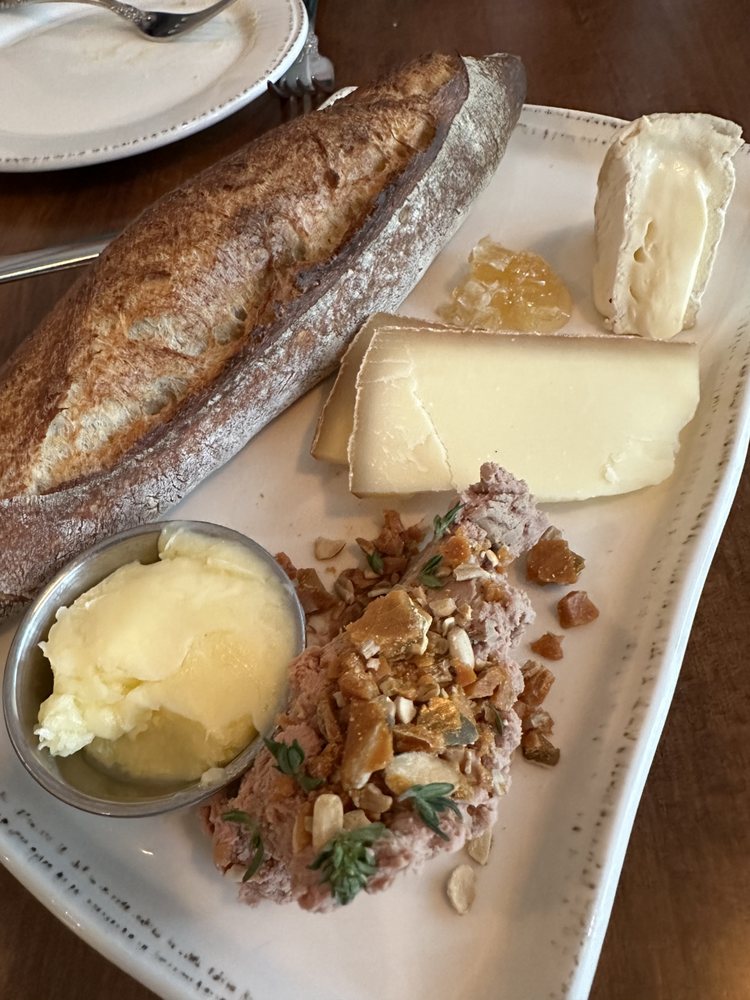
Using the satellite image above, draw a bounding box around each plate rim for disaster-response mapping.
[0,0,307,172]
[0,102,748,1000]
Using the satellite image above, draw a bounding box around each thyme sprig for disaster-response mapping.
[222,810,265,881]
[397,782,461,841]
[309,823,386,906]
[433,501,463,540]
[263,736,323,793]
[419,553,444,589]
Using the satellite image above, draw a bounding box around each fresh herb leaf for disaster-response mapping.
[367,549,384,574]
[487,704,505,736]
[221,809,254,825]
[296,770,325,793]
[263,736,324,792]
[433,501,463,540]
[242,829,265,881]
[309,823,386,906]
[419,553,444,589]
[222,811,265,881]
[397,782,461,841]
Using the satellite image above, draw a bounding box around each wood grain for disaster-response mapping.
[1,2,748,998]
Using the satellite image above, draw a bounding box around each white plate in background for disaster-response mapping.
[0,0,306,170]
[0,106,748,1000]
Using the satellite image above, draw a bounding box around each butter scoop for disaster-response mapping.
[35,526,300,783]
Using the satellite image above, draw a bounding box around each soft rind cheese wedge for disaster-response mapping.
[311,313,457,464]
[348,326,700,502]
[593,112,742,340]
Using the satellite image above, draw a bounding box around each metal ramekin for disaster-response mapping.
[2,520,304,818]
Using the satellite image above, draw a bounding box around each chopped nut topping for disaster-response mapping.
[466,828,493,866]
[465,664,507,700]
[429,596,457,618]
[522,707,554,735]
[557,590,599,628]
[350,782,393,817]
[342,809,371,832]
[394,695,417,724]
[316,696,342,743]
[275,551,298,580]
[292,807,312,854]
[312,793,344,849]
[521,730,560,766]
[314,537,346,561]
[530,632,564,660]
[446,864,476,915]
[383,751,460,796]
[334,575,356,604]
[453,563,490,582]
[519,660,555,708]
[447,626,475,670]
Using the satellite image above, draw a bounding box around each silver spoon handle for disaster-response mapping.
[9,0,153,22]
[0,235,113,284]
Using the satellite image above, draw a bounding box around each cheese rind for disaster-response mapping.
[348,326,700,501]
[311,313,456,464]
[593,113,742,340]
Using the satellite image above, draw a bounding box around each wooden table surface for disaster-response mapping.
[1,1,748,998]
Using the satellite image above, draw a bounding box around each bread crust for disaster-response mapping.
[0,52,526,618]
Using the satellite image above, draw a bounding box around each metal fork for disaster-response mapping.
[0,0,238,39]
[268,0,334,106]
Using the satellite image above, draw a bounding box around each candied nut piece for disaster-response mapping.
[526,533,585,585]
[521,730,561,766]
[446,864,477,915]
[522,707,554,735]
[314,537,346,561]
[346,589,431,659]
[465,663,507,700]
[339,664,380,701]
[441,530,472,568]
[340,696,394,791]
[519,660,555,708]
[295,567,339,614]
[530,632,564,660]
[275,551,298,580]
[558,590,600,628]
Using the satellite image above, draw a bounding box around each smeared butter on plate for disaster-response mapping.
[34,527,298,783]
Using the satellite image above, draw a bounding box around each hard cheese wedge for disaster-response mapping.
[311,313,457,464]
[348,325,700,501]
[593,113,742,340]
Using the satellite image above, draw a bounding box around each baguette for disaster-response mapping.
[0,52,526,619]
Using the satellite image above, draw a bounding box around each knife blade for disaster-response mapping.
[0,235,115,284]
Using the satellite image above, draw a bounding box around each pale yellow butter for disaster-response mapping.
[35,528,298,783]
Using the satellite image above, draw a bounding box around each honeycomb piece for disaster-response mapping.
[439,238,573,333]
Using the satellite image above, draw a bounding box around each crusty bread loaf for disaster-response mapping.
[0,52,526,618]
